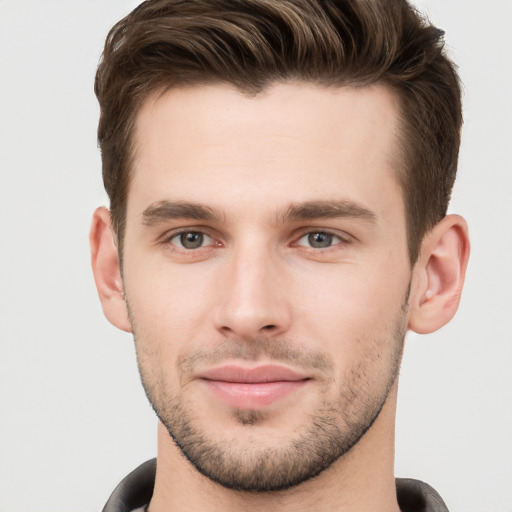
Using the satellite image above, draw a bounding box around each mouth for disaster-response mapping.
[198,364,311,410]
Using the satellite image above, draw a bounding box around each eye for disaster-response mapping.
[296,231,343,249]
[170,231,214,250]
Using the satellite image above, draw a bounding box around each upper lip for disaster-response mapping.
[198,364,309,383]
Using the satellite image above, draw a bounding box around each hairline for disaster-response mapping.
[114,78,422,267]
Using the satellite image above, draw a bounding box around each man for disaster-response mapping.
[90,0,470,510]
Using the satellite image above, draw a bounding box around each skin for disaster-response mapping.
[90,82,470,512]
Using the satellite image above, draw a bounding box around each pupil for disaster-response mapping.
[308,232,332,248]
[180,232,203,249]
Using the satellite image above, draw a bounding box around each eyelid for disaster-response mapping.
[171,231,214,248]
[156,225,353,253]
[296,232,340,248]
[158,226,222,249]
[292,228,353,246]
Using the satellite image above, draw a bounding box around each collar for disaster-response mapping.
[102,459,449,512]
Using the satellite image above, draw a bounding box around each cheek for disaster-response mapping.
[125,252,216,324]
[123,255,224,379]
[292,257,410,356]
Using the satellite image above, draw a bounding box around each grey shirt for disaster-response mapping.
[102,459,449,512]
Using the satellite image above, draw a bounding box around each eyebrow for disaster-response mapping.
[281,200,377,223]
[141,200,222,225]
[141,199,377,226]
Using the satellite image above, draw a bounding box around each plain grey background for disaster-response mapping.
[0,1,511,511]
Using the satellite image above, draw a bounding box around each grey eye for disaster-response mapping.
[297,232,341,249]
[172,231,213,249]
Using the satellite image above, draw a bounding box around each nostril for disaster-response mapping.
[262,325,276,330]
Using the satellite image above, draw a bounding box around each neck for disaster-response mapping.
[149,388,401,512]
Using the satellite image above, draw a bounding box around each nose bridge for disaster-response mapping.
[215,237,290,338]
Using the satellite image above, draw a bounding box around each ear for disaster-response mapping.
[89,207,132,333]
[408,214,470,334]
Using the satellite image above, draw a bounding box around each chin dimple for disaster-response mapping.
[233,408,268,425]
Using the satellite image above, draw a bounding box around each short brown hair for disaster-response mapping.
[95,0,462,264]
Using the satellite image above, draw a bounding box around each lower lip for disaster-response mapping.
[202,379,308,409]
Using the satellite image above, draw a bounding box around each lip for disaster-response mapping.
[200,364,308,383]
[198,365,310,410]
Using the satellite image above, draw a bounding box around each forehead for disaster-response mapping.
[129,82,402,220]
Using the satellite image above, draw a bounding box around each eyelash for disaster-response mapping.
[163,230,219,251]
[161,228,351,254]
[294,230,348,250]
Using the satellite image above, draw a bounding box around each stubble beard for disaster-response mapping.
[131,301,408,493]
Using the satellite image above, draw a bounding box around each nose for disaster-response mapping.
[213,245,291,340]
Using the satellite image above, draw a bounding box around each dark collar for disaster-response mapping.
[102,459,449,512]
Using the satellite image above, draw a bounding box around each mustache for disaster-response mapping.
[177,338,334,375]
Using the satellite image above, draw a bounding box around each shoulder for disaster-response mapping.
[102,459,156,512]
[396,478,449,512]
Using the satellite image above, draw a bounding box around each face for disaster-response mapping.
[122,83,412,491]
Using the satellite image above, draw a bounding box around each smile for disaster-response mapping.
[198,365,311,409]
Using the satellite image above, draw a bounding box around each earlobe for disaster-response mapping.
[90,207,132,333]
[408,215,470,334]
